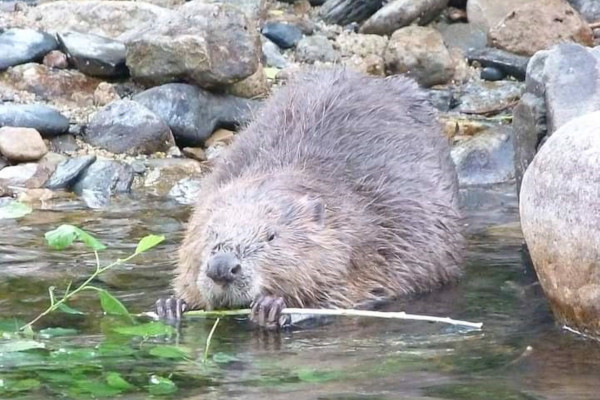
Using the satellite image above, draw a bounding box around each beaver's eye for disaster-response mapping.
[266,231,276,242]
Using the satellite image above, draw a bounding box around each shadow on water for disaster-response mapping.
[0,184,599,399]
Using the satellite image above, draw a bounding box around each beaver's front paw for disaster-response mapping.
[249,295,291,330]
[155,296,187,324]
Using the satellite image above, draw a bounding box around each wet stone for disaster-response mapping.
[168,177,202,205]
[261,22,303,49]
[481,66,505,81]
[72,160,134,208]
[466,47,531,81]
[360,0,447,36]
[57,31,128,78]
[0,104,69,138]
[44,155,96,190]
[456,80,524,114]
[320,0,383,26]
[0,28,58,70]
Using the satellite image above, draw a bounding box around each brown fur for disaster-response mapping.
[173,67,465,311]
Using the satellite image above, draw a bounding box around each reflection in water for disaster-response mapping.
[0,184,599,399]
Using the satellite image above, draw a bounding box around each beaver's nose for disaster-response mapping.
[206,252,241,284]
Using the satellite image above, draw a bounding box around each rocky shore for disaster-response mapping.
[2,0,600,336]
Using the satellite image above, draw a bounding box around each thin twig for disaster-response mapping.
[460,100,519,117]
[203,318,220,362]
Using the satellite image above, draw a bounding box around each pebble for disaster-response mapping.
[0,28,58,70]
[466,47,530,81]
[261,38,289,69]
[480,67,506,81]
[295,35,340,63]
[261,22,303,49]
[182,147,207,162]
[72,160,134,208]
[132,83,257,147]
[44,155,96,190]
[42,50,69,69]
[0,127,48,162]
[57,31,128,78]
[85,100,175,155]
[0,104,70,138]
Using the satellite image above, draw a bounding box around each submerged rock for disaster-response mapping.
[134,158,203,198]
[0,104,69,137]
[0,28,58,70]
[360,0,447,36]
[72,160,134,208]
[45,155,96,190]
[0,127,48,162]
[85,100,175,155]
[132,83,258,147]
[520,111,600,338]
[57,31,128,78]
[168,177,203,204]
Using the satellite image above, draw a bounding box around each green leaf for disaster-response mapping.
[148,375,177,395]
[148,345,191,359]
[113,322,175,338]
[106,371,136,391]
[0,339,45,353]
[97,289,134,323]
[45,224,106,251]
[296,368,344,383]
[5,378,41,393]
[72,380,123,397]
[0,201,32,219]
[212,352,240,364]
[57,302,85,315]
[135,234,165,254]
[39,327,78,338]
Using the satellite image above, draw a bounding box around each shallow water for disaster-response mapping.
[0,184,599,400]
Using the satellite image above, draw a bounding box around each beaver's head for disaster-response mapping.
[186,178,350,310]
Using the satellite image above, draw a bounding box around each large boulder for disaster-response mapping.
[122,1,261,88]
[520,110,600,338]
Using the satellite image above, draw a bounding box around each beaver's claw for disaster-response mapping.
[155,296,187,324]
[250,295,291,330]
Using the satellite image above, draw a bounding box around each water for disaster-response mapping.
[0,184,598,400]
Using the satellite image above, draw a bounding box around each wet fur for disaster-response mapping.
[174,67,465,311]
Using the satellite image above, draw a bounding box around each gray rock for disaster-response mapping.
[72,160,134,208]
[49,134,79,153]
[437,23,487,53]
[320,0,383,26]
[568,0,600,21]
[44,155,96,190]
[261,38,289,68]
[123,2,260,88]
[132,83,258,147]
[295,35,340,63]
[134,158,203,197]
[0,104,69,137]
[456,80,524,114]
[201,0,267,22]
[0,163,39,187]
[261,22,303,49]
[480,67,505,81]
[130,161,147,174]
[0,28,58,70]
[57,31,128,78]
[85,100,175,155]
[426,89,457,112]
[360,0,448,36]
[519,110,600,338]
[384,26,455,88]
[451,126,515,187]
[168,177,203,204]
[466,47,530,81]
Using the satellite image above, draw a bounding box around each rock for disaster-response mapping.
[0,163,39,187]
[320,0,383,26]
[132,83,258,147]
[295,35,340,63]
[519,110,600,337]
[205,128,235,148]
[17,188,74,204]
[465,47,530,81]
[0,104,69,137]
[57,31,128,78]
[203,0,267,22]
[360,0,448,36]
[261,22,303,49]
[182,147,207,162]
[466,0,535,33]
[225,64,270,99]
[30,0,168,39]
[134,158,203,197]
[456,80,524,113]
[85,100,175,155]
[72,160,134,208]
[436,22,487,53]
[489,0,593,57]
[0,127,48,162]
[384,26,455,87]
[335,32,387,58]
[168,177,203,204]
[342,54,385,76]
[3,63,102,104]
[0,28,58,70]
[130,161,146,174]
[448,48,471,84]
[261,38,289,68]
[44,155,96,190]
[123,1,260,88]
[451,126,515,186]
[567,0,600,21]
[480,66,505,81]
[426,88,457,112]
[49,134,79,153]
[42,50,69,69]
[93,82,121,106]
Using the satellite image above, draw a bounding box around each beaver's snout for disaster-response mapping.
[206,252,242,285]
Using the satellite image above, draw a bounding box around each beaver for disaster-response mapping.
[155,67,465,330]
